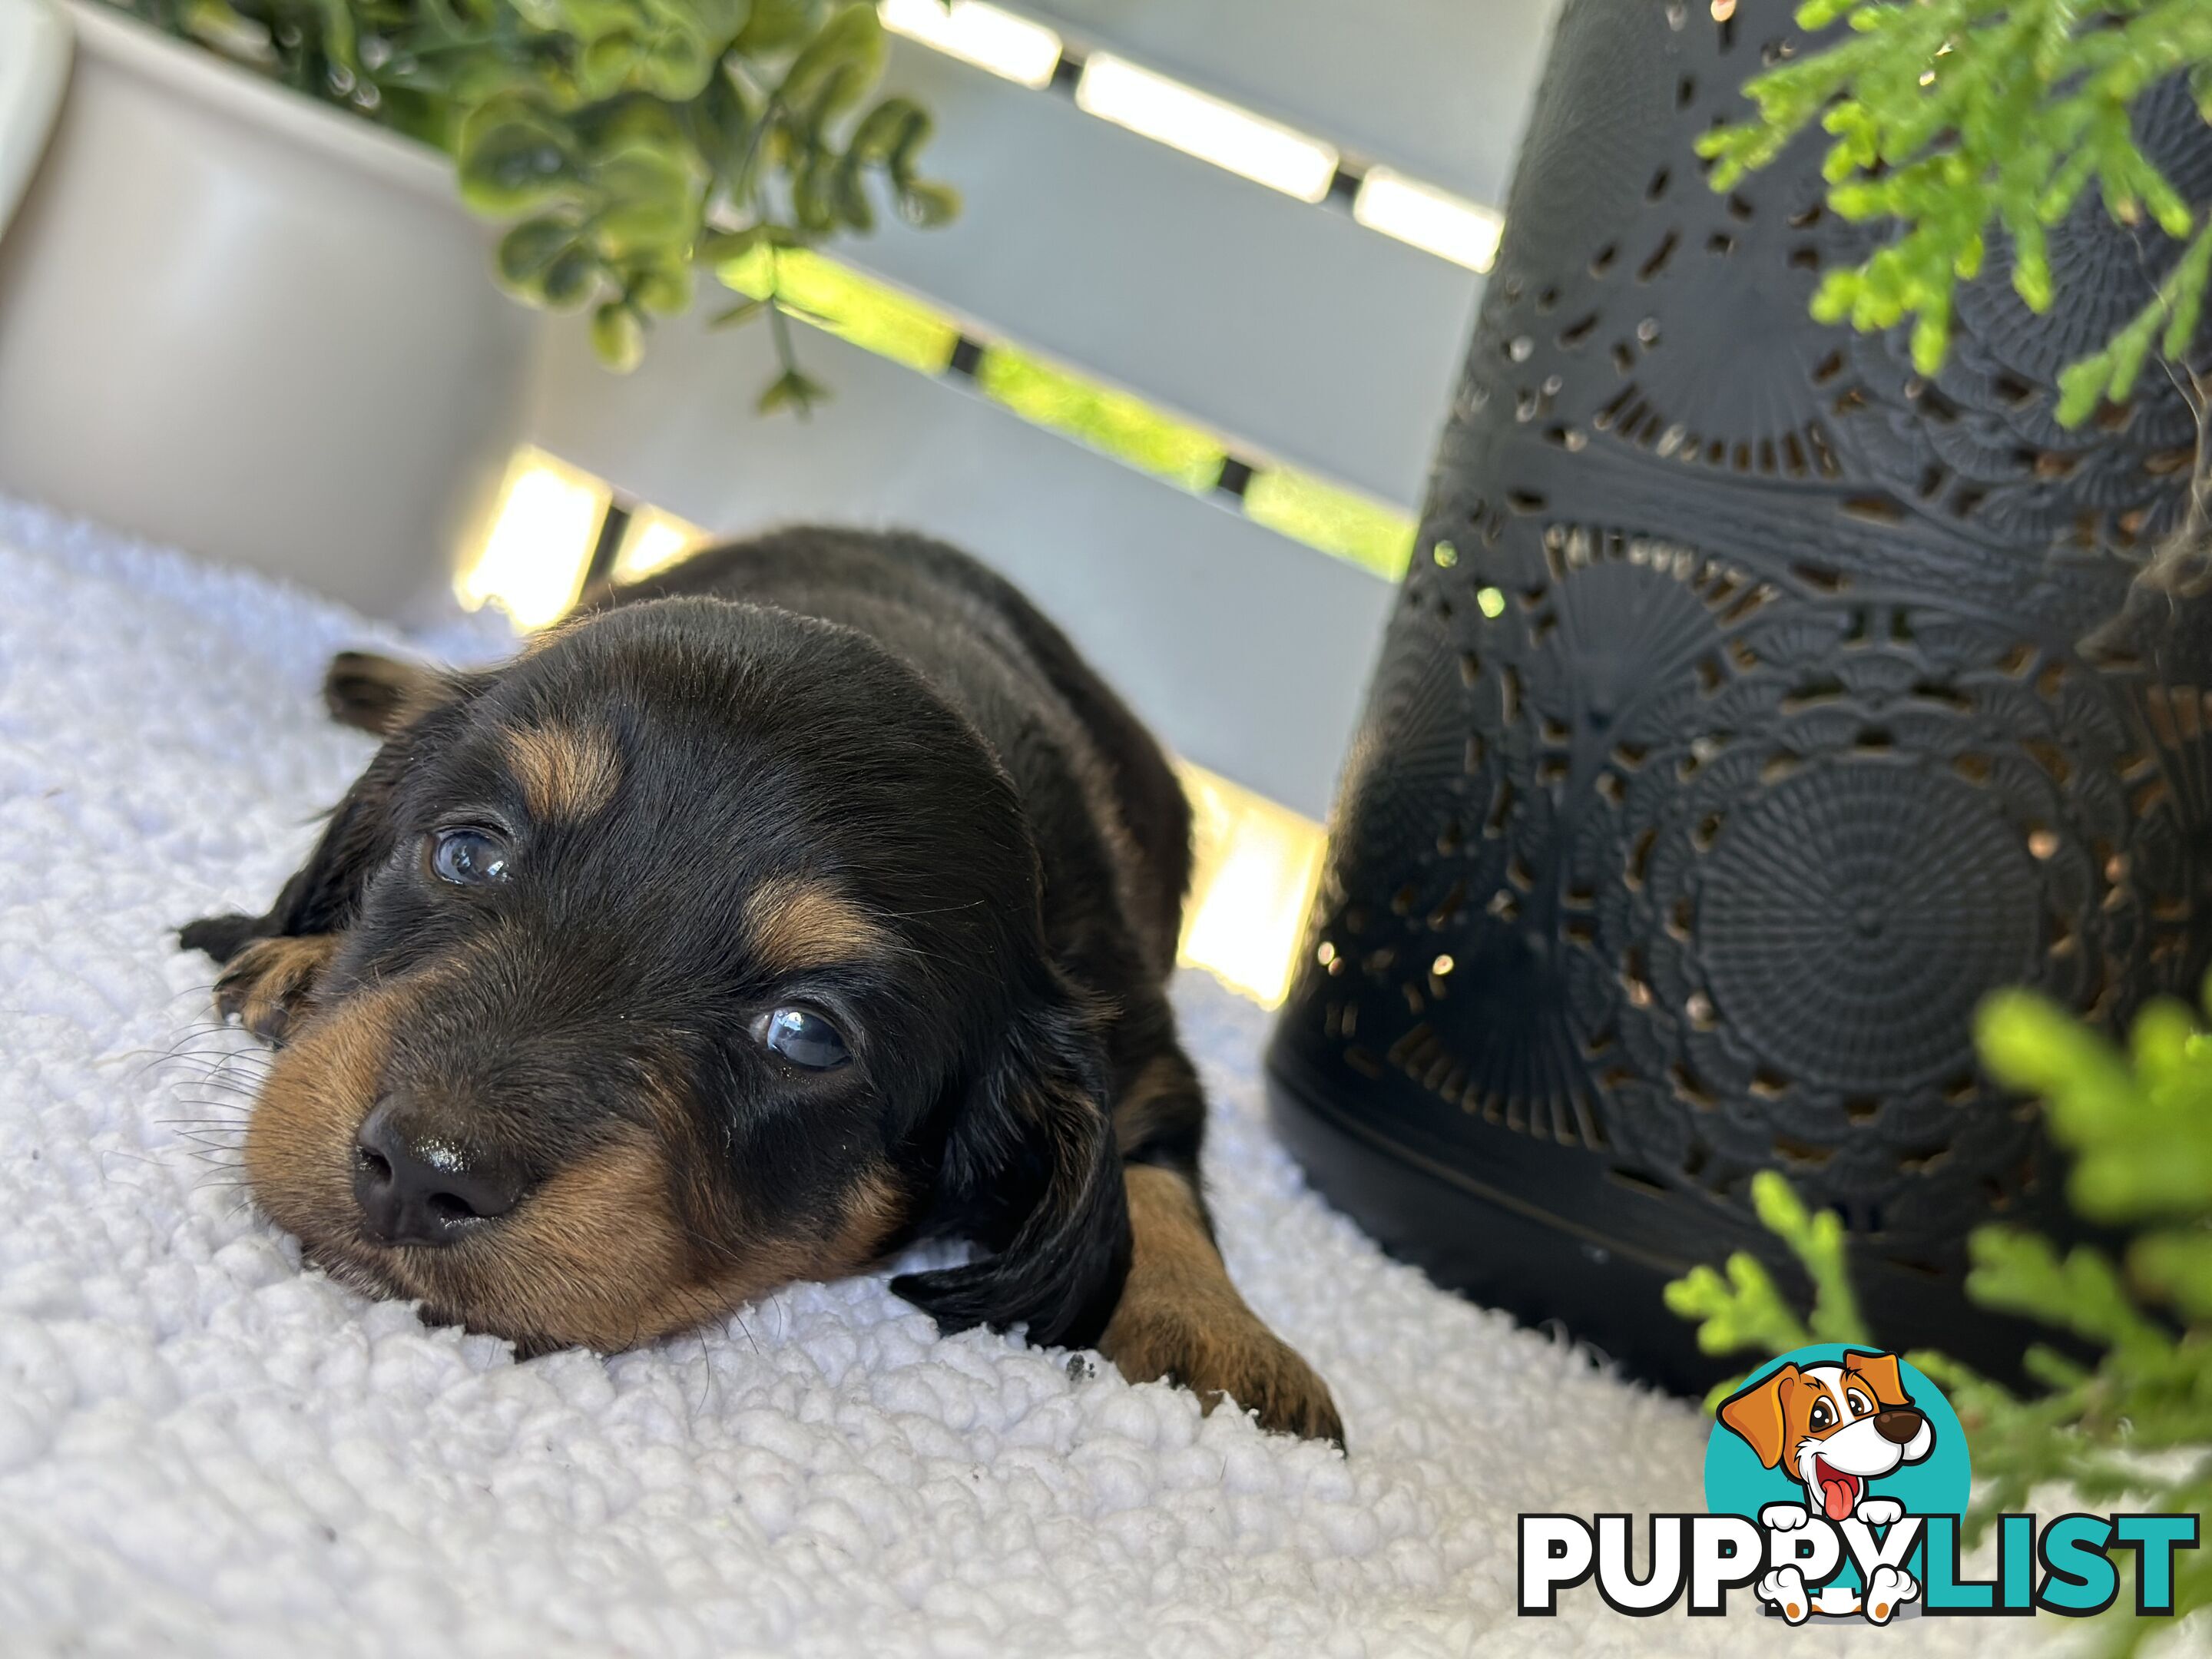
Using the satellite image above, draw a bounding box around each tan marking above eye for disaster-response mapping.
[743,875,889,972]
[505,723,620,820]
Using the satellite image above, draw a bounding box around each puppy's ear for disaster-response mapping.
[1718,1364,1797,1469]
[180,669,487,962]
[322,649,444,736]
[892,979,1132,1351]
[1843,1350,1910,1407]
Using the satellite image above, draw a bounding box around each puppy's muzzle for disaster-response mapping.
[1872,1406,1926,1445]
[352,1094,528,1248]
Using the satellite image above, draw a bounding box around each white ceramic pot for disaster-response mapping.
[0,0,71,237]
[0,0,536,619]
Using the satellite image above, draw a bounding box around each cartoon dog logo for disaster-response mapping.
[1717,1350,1934,1623]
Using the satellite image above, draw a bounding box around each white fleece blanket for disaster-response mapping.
[0,496,2053,1658]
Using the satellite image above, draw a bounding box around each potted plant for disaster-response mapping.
[0,0,946,617]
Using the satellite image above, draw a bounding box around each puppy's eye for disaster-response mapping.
[1846,1388,1874,1418]
[1809,1399,1835,1430]
[757,1008,850,1070]
[427,827,511,886]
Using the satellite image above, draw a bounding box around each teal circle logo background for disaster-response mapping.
[1703,1345,1972,1525]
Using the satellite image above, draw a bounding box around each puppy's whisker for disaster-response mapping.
[170,1128,246,1146]
[159,1074,263,1094]
[141,1045,271,1080]
[164,1061,273,1091]
[164,1091,260,1110]
[161,1097,260,1118]
[687,1326,714,1422]
[116,1037,253,1082]
[165,1057,268,1078]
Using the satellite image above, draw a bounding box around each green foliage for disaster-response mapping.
[109,0,956,393]
[670,240,1428,580]
[1699,0,2212,420]
[1664,1171,1872,1409]
[1671,984,2212,1654]
[976,348,1230,493]
[1242,470,1417,581]
[715,243,959,375]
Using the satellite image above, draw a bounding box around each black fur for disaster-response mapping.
[184,529,1214,1353]
[181,530,1350,1439]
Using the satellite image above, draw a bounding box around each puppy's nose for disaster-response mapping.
[1873,1407,1924,1444]
[353,1096,524,1247]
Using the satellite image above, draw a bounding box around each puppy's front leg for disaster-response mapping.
[1099,1049,1342,1444]
[209,934,339,1044]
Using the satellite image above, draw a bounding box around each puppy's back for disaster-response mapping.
[596,528,1192,972]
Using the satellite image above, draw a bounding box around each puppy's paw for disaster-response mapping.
[324,650,438,736]
[1863,1564,1919,1624]
[214,935,338,1044]
[1760,1502,1811,1533]
[1757,1566,1811,1624]
[1855,1496,1904,1528]
[1102,1304,1343,1445]
[180,912,265,965]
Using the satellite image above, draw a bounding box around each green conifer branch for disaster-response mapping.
[1700,0,2212,413]
[1668,981,2212,1654]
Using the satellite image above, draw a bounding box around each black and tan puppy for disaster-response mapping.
[181,529,1340,1442]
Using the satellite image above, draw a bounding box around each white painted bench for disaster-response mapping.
[528,0,1561,819]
